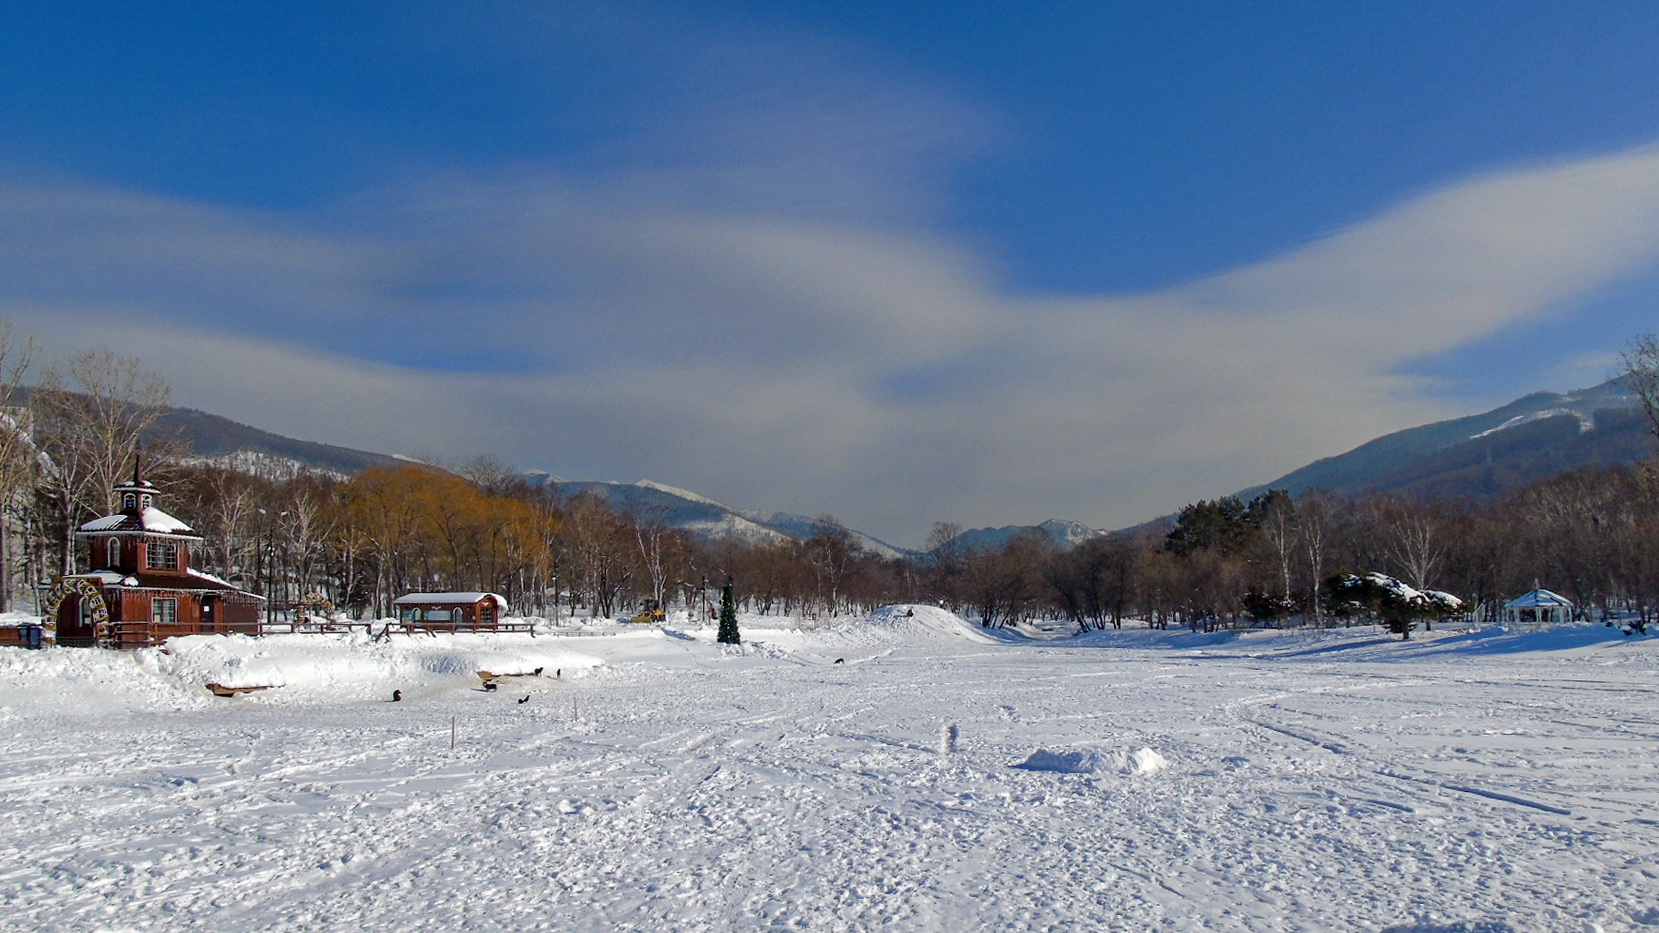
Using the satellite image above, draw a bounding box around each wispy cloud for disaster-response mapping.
[7,12,1659,545]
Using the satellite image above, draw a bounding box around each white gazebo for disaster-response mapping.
[1502,589,1574,629]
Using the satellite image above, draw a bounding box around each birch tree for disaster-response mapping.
[34,349,171,574]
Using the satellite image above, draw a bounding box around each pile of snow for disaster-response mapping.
[864,604,1000,644]
[136,631,605,703]
[1015,746,1169,775]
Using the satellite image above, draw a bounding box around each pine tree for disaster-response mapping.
[717,577,741,645]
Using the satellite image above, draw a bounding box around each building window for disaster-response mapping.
[147,541,179,570]
[123,494,137,511]
[152,598,178,626]
[107,538,122,567]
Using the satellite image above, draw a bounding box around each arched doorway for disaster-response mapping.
[48,581,109,648]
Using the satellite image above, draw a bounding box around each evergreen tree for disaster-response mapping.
[717,577,741,645]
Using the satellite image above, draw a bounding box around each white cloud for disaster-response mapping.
[9,6,1659,545]
[11,142,1659,545]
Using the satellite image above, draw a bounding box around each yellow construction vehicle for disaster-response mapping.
[628,599,666,624]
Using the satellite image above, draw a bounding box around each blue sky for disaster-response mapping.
[5,2,1659,545]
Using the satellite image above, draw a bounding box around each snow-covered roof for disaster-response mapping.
[393,592,509,610]
[187,567,238,587]
[62,570,138,587]
[62,567,262,597]
[77,506,199,536]
[1504,588,1574,609]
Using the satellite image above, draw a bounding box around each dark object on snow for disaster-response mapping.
[392,689,403,702]
[483,681,498,692]
[905,608,914,617]
[518,695,530,704]
[556,669,561,679]
[717,576,741,645]
[533,666,544,676]
[833,658,845,665]
[2,623,46,649]
[206,682,273,698]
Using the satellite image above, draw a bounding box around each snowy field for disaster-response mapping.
[2,607,1657,932]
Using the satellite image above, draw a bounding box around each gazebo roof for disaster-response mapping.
[1503,588,1574,609]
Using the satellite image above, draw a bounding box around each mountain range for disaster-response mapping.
[525,477,906,559]
[143,378,1655,556]
[1237,377,1650,502]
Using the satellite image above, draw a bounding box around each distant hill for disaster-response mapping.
[114,401,907,556]
[946,519,1107,554]
[145,406,407,477]
[539,479,908,559]
[125,378,1659,558]
[1235,378,1653,502]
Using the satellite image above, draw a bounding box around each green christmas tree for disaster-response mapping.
[717,577,741,645]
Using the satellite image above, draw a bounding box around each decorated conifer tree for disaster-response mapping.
[717,577,741,645]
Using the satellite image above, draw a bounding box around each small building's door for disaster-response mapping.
[57,595,95,647]
[202,597,217,632]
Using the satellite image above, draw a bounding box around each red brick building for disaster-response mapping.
[42,462,265,648]
[392,592,510,632]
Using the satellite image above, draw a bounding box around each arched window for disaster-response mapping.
[123,494,137,511]
[108,538,122,567]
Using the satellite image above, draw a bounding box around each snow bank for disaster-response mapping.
[1015,746,1169,775]
[652,605,998,667]
[134,632,605,704]
[0,643,212,718]
[864,604,1000,644]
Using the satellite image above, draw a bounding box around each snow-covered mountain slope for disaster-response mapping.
[541,478,907,559]
[74,393,903,557]
[1234,377,1649,503]
[946,518,1107,553]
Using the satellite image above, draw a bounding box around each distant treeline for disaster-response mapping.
[9,327,1659,634]
[85,454,1659,637]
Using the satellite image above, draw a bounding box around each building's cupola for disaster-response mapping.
[112,454,160,514]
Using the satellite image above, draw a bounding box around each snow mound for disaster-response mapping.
[1015,749,1107,773]
[864,605,999,644]
[1124,746,1169,775]
[1014,746,1169,775]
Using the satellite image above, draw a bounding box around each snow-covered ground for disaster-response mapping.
[2,607,1657,932]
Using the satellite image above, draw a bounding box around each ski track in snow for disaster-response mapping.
[0,614,1657,932]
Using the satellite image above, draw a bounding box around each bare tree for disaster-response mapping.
[924,521,966,611]
[801,516,861,617]
[629,505,678,615]
[563,493,634,619]
[1295,493,1337,626]
[0,323,40,609]
[34,349,172,574]
[1364,494,1450,591]
[1621,332,1659,442]
[1255,489,1297,607]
